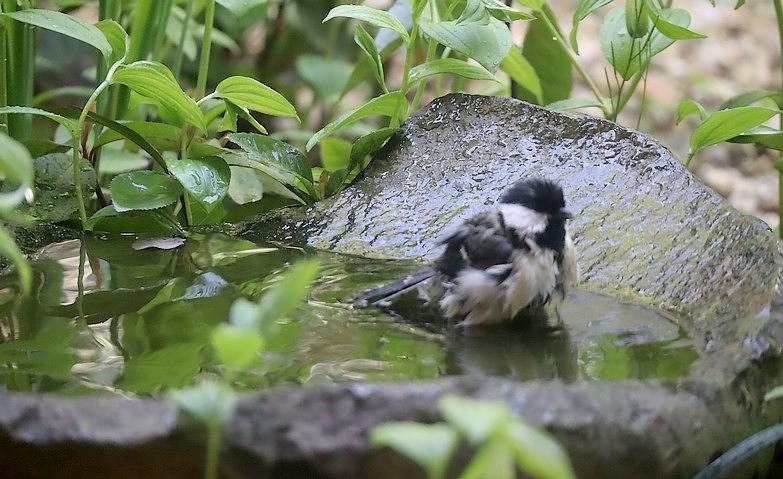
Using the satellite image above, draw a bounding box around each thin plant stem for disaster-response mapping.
[179,133,193,228]
[205,421,220,479]
[411,38,437,112]
[0,19,6,130]
[196,0,216,99]
[173,0,196,80]
[774,0,783,238]
[391,21,420,127]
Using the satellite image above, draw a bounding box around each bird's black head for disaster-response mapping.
[500,178,571,219]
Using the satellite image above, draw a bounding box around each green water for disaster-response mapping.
[0,234,698,395]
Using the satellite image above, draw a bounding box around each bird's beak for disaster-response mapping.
[552,209,573,220]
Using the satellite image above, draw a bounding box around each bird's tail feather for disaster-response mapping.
[351,269,436,306]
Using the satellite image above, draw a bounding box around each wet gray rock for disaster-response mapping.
[3,95,783,478]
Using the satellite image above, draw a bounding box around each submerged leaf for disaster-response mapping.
[111,170,184,212]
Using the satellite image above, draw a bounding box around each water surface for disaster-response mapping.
[0,234,697,395]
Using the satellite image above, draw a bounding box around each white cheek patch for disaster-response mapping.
[498,203,547,235]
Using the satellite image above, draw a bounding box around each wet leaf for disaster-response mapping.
[408,58,499,86]
[22,153,96,223]
[482,0,535,22]
[349,127,399,171]
[371,422,459,479]
[166,156,231,220]
[419,15,512,72]
[86,205,185,235]
[324,5,410,44]
[214,76,298,119]
[111,170,184,212]
[83,109,168,170]
[93,121,182,152]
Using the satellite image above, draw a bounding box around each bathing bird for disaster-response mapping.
[353,178,579,326]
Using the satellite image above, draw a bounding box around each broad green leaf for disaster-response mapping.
[86,205,185,235]
[94,148,150,176]
[3,9,113,63]
[22,153,96,223]
[222,99,268,134]
[514,0,545,9]
[95,19,128,64]
[765,385,783,402]
[458,0,492,25]
[720,90,783,110]
[350,127,400,170]
[170,382,238,425]
[501,48,542,104]
[546,98,605,111]
[624,0,649,39]
[408,58,499,86]
[228,133,317,200]
[120,343,203,393]
[306,92,404,151]
[166,156,231,220]
[508,419,576,479]
[482,0,535,22]
[689,106,779,157]
[371,422,459,479]
[438,395,511,444]
[211,324,263,370]
[600,8,690,80]
[676,99,707,124]
[728,126,783,151]
[0,225,31,294]
[112,61,206,131]
[295,54,354,101]
[570,0,612,53]
[93,121,182,152]
[0,319,77,375]
[214,76,298,119]
[650,13,705,40]
[420,16,512,72]
[461,439,515,479]
[20,139,70,158]
[252,258,320,327]
[216,0,266,16]
[320,138,352,172]
[355,25,387,93]
[84,110,168,170]
[111,170,184,212]
[518,8,571,104]
[324,5,410,44]
[0,106,76,134]
[0,132,33,189]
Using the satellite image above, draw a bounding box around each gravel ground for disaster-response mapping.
[547,0,781,227]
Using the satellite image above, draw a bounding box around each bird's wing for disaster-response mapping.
[435,211,515,280]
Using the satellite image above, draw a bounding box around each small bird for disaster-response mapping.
[354,178,579,327]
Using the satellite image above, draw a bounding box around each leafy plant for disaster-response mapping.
[372,395,575,479]
[170,258,319,479]
[0,132,34,294]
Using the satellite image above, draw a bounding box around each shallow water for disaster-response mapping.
[0,234,697,395]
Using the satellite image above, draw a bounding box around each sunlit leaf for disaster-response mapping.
[0,106,76,134]
[420,15,512,72]
[689,106,779,158]
[650,12,705,40]
[728,126,783,151]
[570,0,612,53]
[166,156,231,223]
[482,0,535,22]
[95,19,128,64]
[324,5,410,44]
[111,170,184,212]
[211,323,264,370]
[408,58,499,86]
[214,76,298,119]
[501,48,543,104]
[720,90,783,110]
[546,98,605,111]
[676,99,707,124]
[320,138,352,172]
[354,24,387,92]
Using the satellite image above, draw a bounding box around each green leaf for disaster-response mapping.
[221,99,268,135]
[170,382,238,426]
[84,110,168,171]
[120,343,203,393]
[0,131,33,190]
[295,54,354,102]
[765,385,783,402]
[676,99,707,124]
[227,133,317,201]
[461,439,515,479]
[650,12,705,40]
[22,153,96,223]
[482,0,535,22]
[689,106,779,157]
[20,139,70,158]
[371,422,459,479]
[514,0,545,8]
[3,9,113,63]
[0,225,31,295]
[438,395,511,444]
[546,98,605,111]
[624,0,649,39]
[570,0,612,53]
[166,156,231,221]
[728,126,783,151]
[86,205,185,235]
[214,76,298,119]
[518,8,571,104]
[95,19,128,64]
[324,5,410,44]
[408,58,499,86]
[508,419,576,479]
[251,258,320,327]
[350,127,399,170]
[420,15,512,72]
[354,25,388,93]
[306,92,404,151]
[720,90,783,110]
[111,170,184,212]
[501,48,543,104]
[215,0,267,16]
[93,148,149,176]
[93,121,182,152]
[211,323,263,370]
[0,106,76,134]
[600,7,689,80]
[111,61,206,131]
[320,138,352,172]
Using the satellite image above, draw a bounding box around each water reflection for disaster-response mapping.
[0,234,698,394]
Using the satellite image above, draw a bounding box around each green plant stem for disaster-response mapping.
[173,0,196,80]
[153,0,174,59]
[411,38,437,113]
[392,23,420,127]
[537,8,605,113]
[774,0,783,238]
[610,65,646,121]
[179,134,193,227]
[3,0,34,139]
[205,421,220,479]
[0,20,7,130]
[196,0,216,99]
